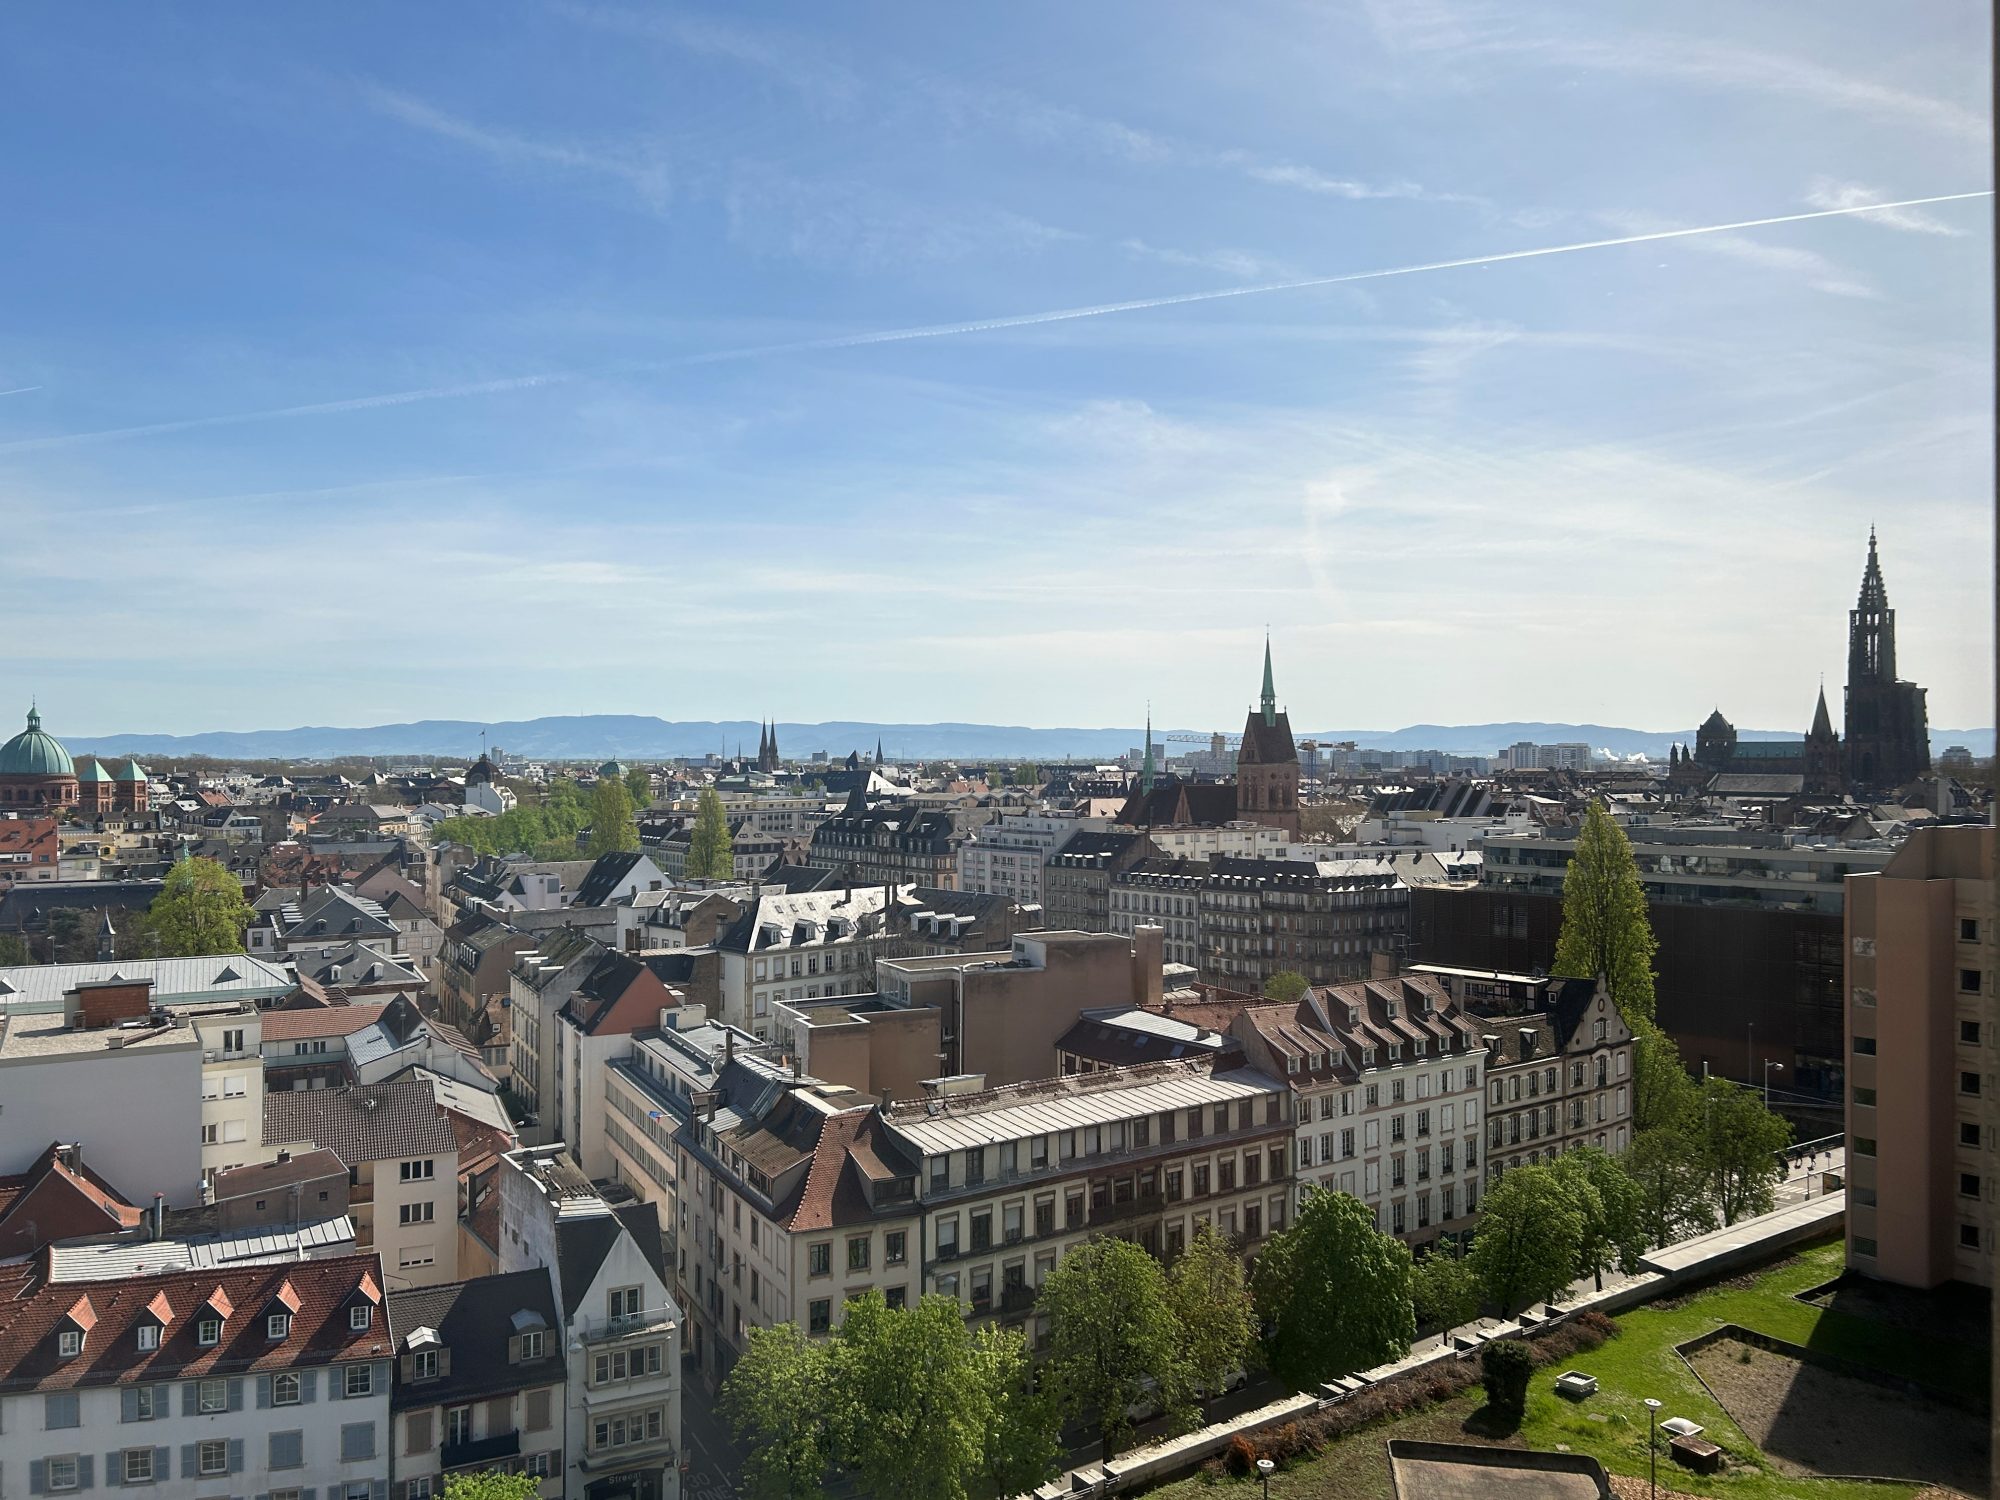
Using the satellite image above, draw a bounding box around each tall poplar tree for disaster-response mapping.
[587,777,640,856]
[1552,803,1657,1021]
[688,788,734,880]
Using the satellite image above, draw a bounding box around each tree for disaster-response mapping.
[1469,1165,1584,1313]
[1624,1125,1718,1248]
[1552,1147,1647,1290]
[1631,1016,1699,1134]
[443,1474,540,1500]
[1165,1222,1256,1396]
[0,934,27,966]
[1252,1187,1414,1388]
[1694,1077,1791,1225]
[1010,763,1041,787]
[829,1292,990,1500]
[1552,804,1657,1023]
[721,1322,833,1500]
[148,858,251,955]
[47,908,97,964]
[688,787,734,881]
[1410,1252,1483,1333]
[624,766,653,810]
[1262,970,1309,1004]
[587,777,640,856]
[1040,1237,1192,1459]
[972,1323,1062,1496]
[1480,1340,1534,1422]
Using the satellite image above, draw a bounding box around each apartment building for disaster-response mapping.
[551,965,683,1181]
[1845,824,1996,1289]
[263,1082,461,1288]
[1224,975,1487,1251]
[879,1058,1293,1341]
[386,1270,568,1499]
[510,931,670,1143]
[0,1252,392,1500]
[713,885,894,1042]
[1109,857,1206,968]
[497,1148,681,1500]
[1481,977,1637,1176]
[808,797,959,890]
[1042,830,1153,934]
[1198,856,1411,992]
[954,811,1104,907]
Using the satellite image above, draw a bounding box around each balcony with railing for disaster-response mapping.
[570,1306,677,1347]
[442,1430,522,1472]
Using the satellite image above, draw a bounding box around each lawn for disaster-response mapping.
[1142,1239,1981,1500]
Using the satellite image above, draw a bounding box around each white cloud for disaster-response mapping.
[1805,177,1967,236]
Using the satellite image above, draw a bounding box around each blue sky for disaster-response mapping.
[2,1,1990,738]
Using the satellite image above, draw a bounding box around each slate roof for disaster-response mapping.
[573,852,648,909]
[385,1269,562,1409]
[549,1201,668,1320]
[0,1252,385,1393]
[1047,829,1147,867]
[263,1080,457,1169]
[291,943,425,991]
[0,881,164,934]
[1237,706,1297,766]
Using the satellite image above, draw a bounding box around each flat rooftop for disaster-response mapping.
[0,1013,198,1062]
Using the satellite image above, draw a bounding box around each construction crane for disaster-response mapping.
[1163,731,1240,747]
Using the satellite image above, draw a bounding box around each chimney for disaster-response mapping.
[1133,925,1165,1008]
[152,1192,165,1241]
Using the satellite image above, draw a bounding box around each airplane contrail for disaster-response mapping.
[0,189,1985,457]
[0,386,43,398]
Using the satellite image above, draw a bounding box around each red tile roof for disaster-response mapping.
[0,1144,143,1257]
[784,1109,902,1233]
[260,1005,386,1041]
[0,1252,388,1393]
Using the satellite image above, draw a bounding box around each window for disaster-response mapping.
[608,1286,641,1323]
[1962,970,1983,995]
[1964,1122,1983,1147]
[123,1449,154,1484]
[412,1348,439,1380]
[274,1372,301,1405]
[520,1329,545,1359]
[937,1217,959,1258]
[885,1230,907,1265]
[198,1439,228,1476]
[446,1406,473,1445]
[399,1202,435,1225]
[809,1299,832,1335]
[340,1421,376,1462]
[136,1322,159,1351]
[57,1330,81,1358]
[1853,1086,1876,1107]
[1963,1072,1983,1097]
[407,1482,433,1500]
[1963,1020,1982,1046]
[847,1235,870,1272]
[200,1378,229,1413]
[131,1386,157,1421]
[809,1242,832,1276]
[46,1456,80,1492]
[349,1303,372,1331]
[1853,1036,1877,1056]
[1961,1173,1981,1199]
[345,1363,373,1397]
[45,1392,80,1429]
[1962,918,1980,943]
[1853,1137,1877,1157]
[198,1317,221,1346]
[1852,1236,1878,1257]
[268,1313,291,1339]
[1961,1223,1981,1249]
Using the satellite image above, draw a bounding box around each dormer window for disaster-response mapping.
[58,1329,82,1358]
[137,1324,159,1351]
[413,1349,439,1380]
[1286,1055,1299,1074]
[197,1318,221,1346]
[267,1313,291,1340]
[349,1304,372,1331]
[520,1329,545,1360]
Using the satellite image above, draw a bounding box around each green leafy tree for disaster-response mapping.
[1552,804,1657,1023]
[47,908,97,963]
[1410,1252,1483,1333]
[971,1323,1062,1497]
[1631,1016,1699,1134]
[1552,1147,1647,1290]
[829,1292,990,1500]
[431,778,593,857]
[1010,763,1041,787]
[688,788,735,881]
[1469,1165,1584,1313]
[587,777,640,856]
[443,1474,540,1500]
[1624,1125,1719,1248]
[1480,1340,1534,1422]
[0,934,28,965]
[1694,1077,1791,1224]
[721,1322,833,1500]
[113,912,159,961]
[1041,1237,1192,1459]
[1252,1188,1414,1388]
[1261,969,1309,1004]
[1165,1222,1256,1396]
[148,857,251,955]
[624,766,653,809]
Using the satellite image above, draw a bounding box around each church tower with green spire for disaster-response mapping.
[1237,635,1300,837]
[1141,706,1156,796]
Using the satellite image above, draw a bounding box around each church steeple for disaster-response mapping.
[1809,684,1835,740]
[1141,705,1156,796]
[1259,635,1277,728]
[1850,525,1896,684]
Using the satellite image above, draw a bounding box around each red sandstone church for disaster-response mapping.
[0,706,148,814]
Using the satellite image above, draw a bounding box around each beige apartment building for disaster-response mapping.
[1845,824,1995,1289]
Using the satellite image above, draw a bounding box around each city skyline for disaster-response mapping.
[2,3,1991,732]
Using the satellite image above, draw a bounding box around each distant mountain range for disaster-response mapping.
[61,715,1995,763]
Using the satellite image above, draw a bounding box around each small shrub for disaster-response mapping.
[1481,1340,1534,1418]
[1224,1434,1257,1475]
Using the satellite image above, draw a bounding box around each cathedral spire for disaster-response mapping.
[1141,704,1155,796]
[1259,635,1277,728]
[1810,683,1834,740]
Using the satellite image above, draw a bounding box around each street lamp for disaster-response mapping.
[1643,1398,1662,1500]
[1764,1060,1785,1108]
[1256,1457,1275,1500]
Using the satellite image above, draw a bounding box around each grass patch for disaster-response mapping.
[1142,1241,1951,1500]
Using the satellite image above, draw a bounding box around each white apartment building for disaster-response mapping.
[1229,974,1487,1252]
[181,1000,269,1187]
[498,1148,682,1500]
[714,886,896,1042]
[0,1253,392,1500]
[1110,861,1205,969]
[954,812,1105,907]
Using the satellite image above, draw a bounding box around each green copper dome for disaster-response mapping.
[0,707,76,779]
[599,760,628,778]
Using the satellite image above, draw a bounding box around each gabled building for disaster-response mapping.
[0,815,60,890]
[497,1148,682,1500]
[509,932,672,1145]
[808,792,959,891]
[1478,977,1637,1177]
[0,1251,391,1500]
[0,1143,144,1257]
[386,1269,567,1499]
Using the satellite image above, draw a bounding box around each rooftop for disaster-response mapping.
[264,1080,457,1168]
[0,1010,199,1062]
[0,954,293,1011]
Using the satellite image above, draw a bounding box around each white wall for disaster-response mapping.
[0,1044,203,1204]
